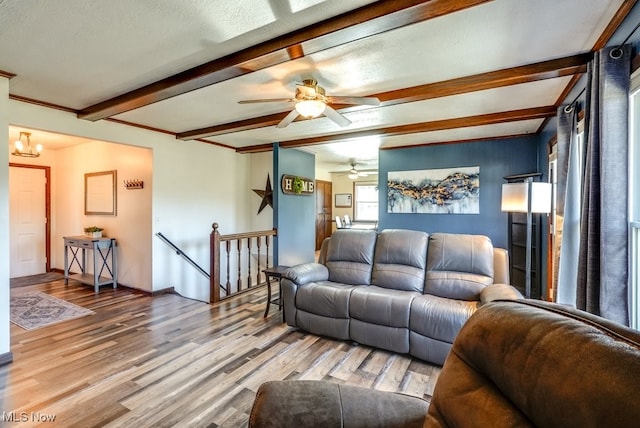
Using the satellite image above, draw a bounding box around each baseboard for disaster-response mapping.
[151,287,176,296]
[0,351,14,366]
[48,272,176,298]
[116,283,176,297]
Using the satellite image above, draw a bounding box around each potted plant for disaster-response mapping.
[292,176,304,194]
[84,226,104,238]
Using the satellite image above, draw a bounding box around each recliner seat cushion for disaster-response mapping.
[371,229,429,292]
[296,281,357,318]
[410,294,478,344]
[325,229,377,285]
[425,233,494,300]
[350,286,419,327]
[349,286,418,354]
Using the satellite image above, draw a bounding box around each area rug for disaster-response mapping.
[10,291,94,330]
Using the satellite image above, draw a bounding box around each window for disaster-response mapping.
[629,68,640,330]
[354,183,378,221]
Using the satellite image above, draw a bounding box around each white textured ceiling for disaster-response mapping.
[0,0,630,172]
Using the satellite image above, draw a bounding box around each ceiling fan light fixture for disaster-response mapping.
[348,172,359,180]
[12,131,42,158]
[295,99,326,118]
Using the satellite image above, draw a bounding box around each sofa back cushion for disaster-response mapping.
[425,233,493,301]
[325,229,377,285]
[371,229,429,292]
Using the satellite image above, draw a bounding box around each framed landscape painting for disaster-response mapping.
[387,166,479,214]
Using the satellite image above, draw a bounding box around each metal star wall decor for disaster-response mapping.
[252,175,273,214]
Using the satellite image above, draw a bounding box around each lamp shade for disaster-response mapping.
[501,183,528,212]
[295,100,326,118]
[530,182,552,213]
[501,182,551,214]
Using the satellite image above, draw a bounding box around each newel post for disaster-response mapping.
[210,223,221,303]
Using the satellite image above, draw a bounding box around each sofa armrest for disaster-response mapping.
[283,263,329,285]
[249,380,428,428]
[480,284,523,305]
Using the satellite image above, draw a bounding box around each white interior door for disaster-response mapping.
[9,166,47,278]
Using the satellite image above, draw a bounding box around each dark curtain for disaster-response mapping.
[577,45,631,325]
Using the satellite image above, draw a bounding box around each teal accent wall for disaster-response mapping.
[378,136,540,250]
[273,145,316,266]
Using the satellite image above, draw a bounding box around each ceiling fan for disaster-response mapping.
[348,162,368,180]
[238,79,380,128]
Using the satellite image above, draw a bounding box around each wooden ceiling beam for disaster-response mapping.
[235,106,557,153]
[78,0,489,121]
[179,53,589,140]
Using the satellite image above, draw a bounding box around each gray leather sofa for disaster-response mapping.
[249,300,640,427]
[281,229,521,365]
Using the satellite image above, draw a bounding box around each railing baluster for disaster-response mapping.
[225,240,231,293]
[237,238,242,292]
[256,236,262,285]
[266,235,270,269]
[247,237,252,287]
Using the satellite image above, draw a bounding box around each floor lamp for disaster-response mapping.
[501,177,552,298]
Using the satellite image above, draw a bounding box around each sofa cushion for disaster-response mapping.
[371,229,429,292]
[296,311,351,340]
[425,233,494,300]
[410,294,478,344]
[350,285,419,328]
[325,229,377,285]
[296,281,357,318]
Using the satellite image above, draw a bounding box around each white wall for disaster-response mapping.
[55,141,152,289]
[249,151,274,232]
[1,77,10,357]
[8,99,253,302]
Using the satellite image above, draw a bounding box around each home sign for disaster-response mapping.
[281,174,314,195]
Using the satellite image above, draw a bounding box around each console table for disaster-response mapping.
[64,236,117,293]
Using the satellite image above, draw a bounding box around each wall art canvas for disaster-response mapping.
[387,166,479,214]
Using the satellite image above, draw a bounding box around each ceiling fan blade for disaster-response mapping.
[276,109,299,128]
[328,96,380,106]
[324,106,351,127]
[238,98,295,104]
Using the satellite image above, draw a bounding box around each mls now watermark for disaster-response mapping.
[2,411,57,423]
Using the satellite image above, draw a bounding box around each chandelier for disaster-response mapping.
[12,131,42,157]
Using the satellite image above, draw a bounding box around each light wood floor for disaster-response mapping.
[2,278,440,427]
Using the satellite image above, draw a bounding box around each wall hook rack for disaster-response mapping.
[124,179,144,190]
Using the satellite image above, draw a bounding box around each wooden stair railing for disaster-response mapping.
[210,223,277,303]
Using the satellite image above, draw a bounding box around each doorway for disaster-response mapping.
[315,179,333,250]
[9,163,51,277]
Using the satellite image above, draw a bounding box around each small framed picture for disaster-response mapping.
[335,193,352,208]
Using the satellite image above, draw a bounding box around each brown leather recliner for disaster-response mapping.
[249,300,640,428]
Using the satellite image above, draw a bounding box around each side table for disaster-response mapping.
[64,236,117,293]
[262,265,289,321]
